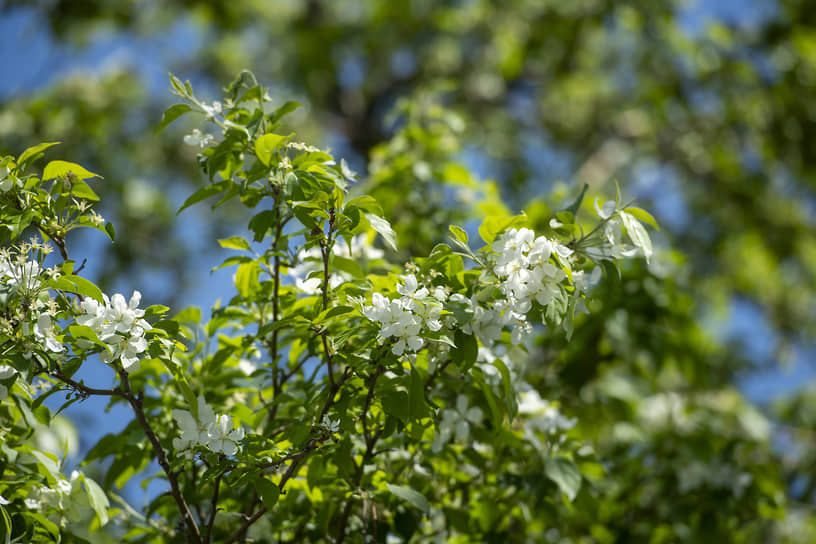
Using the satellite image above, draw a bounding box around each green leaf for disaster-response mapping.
[49,274,105,303]
[256,478,280,510]
[331,255,364,279]
[381,390,410,422]
[155,103,192,134]
[344,195,383,216]
[492,358,517,420]
[235,261,261,298]
[177,181,230,214]
[248,210,277,241]
[562,183,589,215]
[269,101,301,124]
[83,476,110,526]
[218,236,252,251]
[174,306,202,324]
[43,160,101,181]
[104,221,116,241]
[387,484,429,513]
[544,457,582,501]
[70,179,100,201]
[255,133,287,166]
[624,206,660,230]
[449,225,468,245]
[0,504,10,544]
[452,330,478,370]
[28,448,60,478]
[68,325,111,353]
[478,214,527,245]
[365,213,397,251]
[314,305,354,325]
[18,141,60,169]
[409,369,429,420]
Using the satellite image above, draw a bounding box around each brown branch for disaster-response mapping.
[118,370,202,544]
[50,367,124,398]
[203,468,224,544]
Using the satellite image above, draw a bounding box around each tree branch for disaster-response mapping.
[203,468,224,544]
[50,367,125,398]
[118,370,202,544]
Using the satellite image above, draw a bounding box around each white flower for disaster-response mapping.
[363,293,425,356]
[119,333,148,372]
[103,291,148,336]
[77,296,108,331]
[321,415,340,433]
[519,390,577,435]
[206,414,244,456]
[432,395,483,452]
[594,198,617,219]
[202,101,222,119]
[5,259,41,292]
[79,291,151,373]
[172,408,201,451]
[396,274,429,304]
[172,396,242,456]
[183,128,213,148]
[33,313,64,353]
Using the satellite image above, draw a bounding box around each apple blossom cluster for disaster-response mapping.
[24,470,86,527]
[0,245,70,359]
[172,395,244,456]
[290,234,384,295]
[76,291,151,373]
[0,246,48,295]
[446,228,576,347]
[362,274,446,356]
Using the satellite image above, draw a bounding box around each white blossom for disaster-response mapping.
[432,395,483,452]
[183,128,213,148]
[172,395,243,456]
[76,290,151,373]
[206,414,245,456]
[32,313,64,353]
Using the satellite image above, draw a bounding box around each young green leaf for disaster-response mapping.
[155,104,192,134]
[624,206,660,230]
[43,160,101,181]
[83,476,110,526]
[365,213,397,251]
[386,484,429,513]
[544,457,582,501]
[255,133,287,166]
[218,236,252,251]
[256,478,280,510]
[18,141,60,170]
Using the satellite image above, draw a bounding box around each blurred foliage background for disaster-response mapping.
[2,0,816,540]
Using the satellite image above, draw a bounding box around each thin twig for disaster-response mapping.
[203,469,224,544]
[50,367,124,397]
